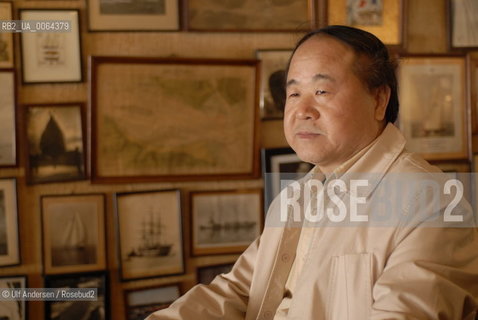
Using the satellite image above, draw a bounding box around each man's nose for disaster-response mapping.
[295,96,319,120]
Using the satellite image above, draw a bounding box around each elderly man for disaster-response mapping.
[147,25,478,319]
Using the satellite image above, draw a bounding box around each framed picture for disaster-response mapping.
[185,0,316,32]
[124,283,181,320]
[44,272,108,320]
[24,103,86,184]
[90,56,260,183]
[0,275,27,320]
[88,0,179,31]
[0,1,14,69]
[0,178,19,267]
[20,9,82,83]
[256,49,292,120]
[190,189,262,256]
[115,189,184,280]
[327,0,404,46]
[397,55,468,160]
[41,193,106,275]
[470,58,478,133]
[197,263,234,285]
[261,147,314,212]
[448,0,478,49]
[0,70,16,167]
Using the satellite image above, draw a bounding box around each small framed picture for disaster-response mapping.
[470,58,478,133]
[0,178,19,267]
[190,189,262,256]
[115,189,184,280]
[124,283,181,320]
[20,9,82,83]
[398,55,468,160]
[256,49,292,120]
[261,147,314,212]
[24,103,86,184]
[185,0,316,32]
[44,272,108,320]
[448,0,478,49]
[0,1,14,69]
[88,0,179,31]
[0,275,27,320]
[41,193,106,275]
[0,70,16,167]
[197,263,234,285]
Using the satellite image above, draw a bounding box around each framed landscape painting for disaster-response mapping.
[124,283,181,319]
[0,178,19,267]
[90,56,260,183]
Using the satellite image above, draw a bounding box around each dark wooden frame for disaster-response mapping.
[0,69,17,167]
[0,177,20,267]
[0,1,14,69]
[470,58,478,133]
[0,275,27,320]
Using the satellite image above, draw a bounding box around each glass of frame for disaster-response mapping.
[185,0,316,32]
[0,70,16,167]
[261,147,314,212]
[190,189,262,256]
[0,1,14,69]
[124,283,181,319]
[398,55,468,160]
[0,275,27,320]
[256,49,292,120]
[24,103,86,184]
[327,0,404,46]
[88,0,179,31]
[448,0,478,49]
[90,56,260,183]
[197,263,234,285]
[20,9,82,83]
[0,178,19,267]
[41,193,106,275]
[115,189,184,281]
[44,272,108,320]
[470,58,478,133]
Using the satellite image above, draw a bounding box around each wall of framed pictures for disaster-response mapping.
[1,0,478,319]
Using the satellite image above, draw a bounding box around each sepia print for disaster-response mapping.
[0,275,27,320]
[100,0,165,14]
[0,178,19,267]
[0,2,14,69]
[0,71,16,167]
[125,284,181,320]
[450,0,478,48]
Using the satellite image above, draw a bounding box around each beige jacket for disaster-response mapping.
[147,124,478,320]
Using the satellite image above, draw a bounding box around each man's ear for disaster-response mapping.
[374,85,391,121]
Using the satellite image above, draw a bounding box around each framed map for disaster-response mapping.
[90,56,260,183]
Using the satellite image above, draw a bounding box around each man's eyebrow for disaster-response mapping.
[286,73,336,87]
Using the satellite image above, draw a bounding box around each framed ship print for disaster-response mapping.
[0,178,19,267]
[398,55,468,160]
[24,103,86,184]
[327,0,404,46]
[41,194,106,275]
[88,0,179,31]
[185,0,316,32]
[448,0,478,49]
[0,70,16,167]
[115,189,184,280]
[0,2,14,69]
[90,56,260,183]
[20,9,82,83]
[124,283,181,319]
[190,189,262,256]
[0,275,27,320]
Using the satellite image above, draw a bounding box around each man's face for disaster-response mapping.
[283,35,387,173]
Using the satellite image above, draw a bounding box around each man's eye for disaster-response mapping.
[316,90,327,95]
[288,93,299,98]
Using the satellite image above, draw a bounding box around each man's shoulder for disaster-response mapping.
[389,149,442,174]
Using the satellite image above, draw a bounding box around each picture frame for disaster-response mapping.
[0,178,19,267]
[90,56,260,183]
[185,0,316,32]
[41,193,106,275]
[197,263,234,285]
[261,147,314,213]
[20,9,82,83]
[23,103,87,184]
[448,0,478,49]
[0,1,14,69]
[470,58,478,133]
[44,271,108,320]
[327,0,404,46]
[397,55,468,160]
[256,49,292,120]
[115,189,184,280]
[0,70,17,167]
[190,189,262,256]
[88,0,179,31]
[124,283,181,319]
[0,275,27,320]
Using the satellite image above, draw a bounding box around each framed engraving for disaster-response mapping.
[124,283,181,319]
[41,194,106,275]
[0,178,19,267]
[0,275,27,320]
[20,9,82,83]
[0,1,14,69]
[448,0,478,49]
[398,55,468,160]
[0,70,16,167]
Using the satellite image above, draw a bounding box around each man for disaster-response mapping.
[147,25,478,319]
